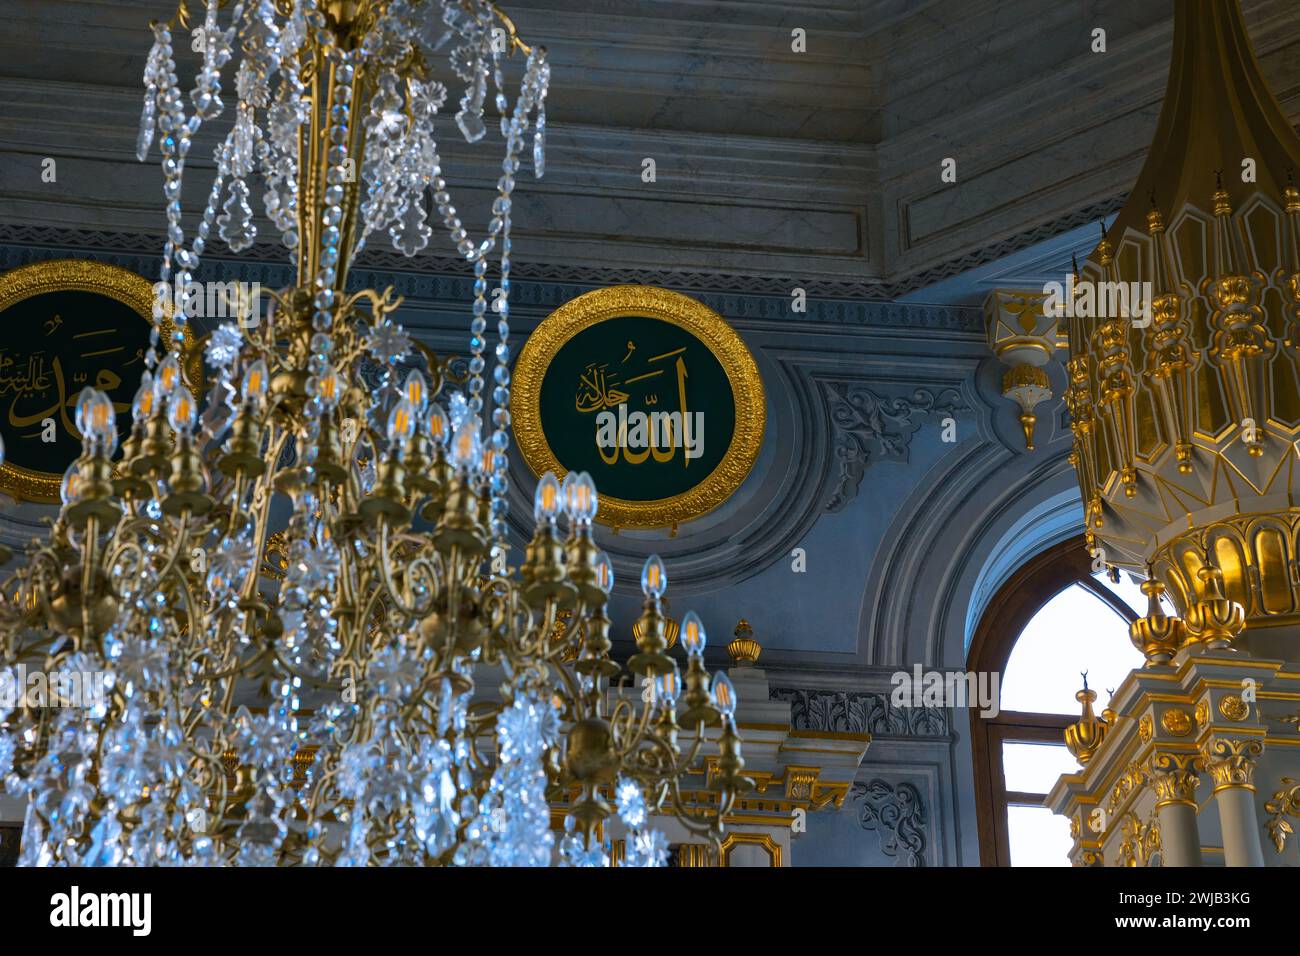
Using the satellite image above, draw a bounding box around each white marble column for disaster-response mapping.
[1202,738,1265,868]
[1149,752,1202,866]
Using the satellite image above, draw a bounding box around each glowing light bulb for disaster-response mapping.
[155,353,181,397]
[168,387,197,434]
[534,471,561,523]
[403,370,428,415]
[562,471,597,525]
[426,404,450,446]
[641,554,667,600]
[60,462,81,506]
[132,371,155,423]
[449,416,483,473]
[75,388,118,455]
[595,551,614,593]
[680,610,706,657]
[242,359,269,407]
[656,666,682,705]
[711,671,736,720]
[315,365,342,410]
[387,397,416,447]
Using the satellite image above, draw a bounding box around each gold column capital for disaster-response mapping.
[1199,737,1264,794]
[1147,751,1201,808]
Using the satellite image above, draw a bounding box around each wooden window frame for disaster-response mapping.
[967,534,1137,866]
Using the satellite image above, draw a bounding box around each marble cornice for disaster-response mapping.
[0,223,987,331]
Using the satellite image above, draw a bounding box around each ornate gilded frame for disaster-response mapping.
[512,285,765,531]
[718,831,783,867]
[0,259,198,503]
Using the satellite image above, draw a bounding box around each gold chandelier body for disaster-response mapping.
[1067,0,1300,647]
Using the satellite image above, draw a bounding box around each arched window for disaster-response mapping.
[968,535,1148,866]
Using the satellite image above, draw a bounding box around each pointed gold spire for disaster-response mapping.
[1098,1,1300,251]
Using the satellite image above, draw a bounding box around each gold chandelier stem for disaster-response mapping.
[226,471,249,537]
[664,778,723,843]
[240,429,289,602]
[152,508,192,591]
[79,511,100,645]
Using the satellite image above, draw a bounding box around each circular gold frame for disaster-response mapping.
[0,259,198,503]
[511,285,765,530]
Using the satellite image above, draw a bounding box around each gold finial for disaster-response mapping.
[1096,220,1114,266]
[1019,411,1036,451]
[1145,190,1165,235]
[1284,168,1300,213]
[726,619,761,665]
[1183,555,1245,651]
[1101,688,1117,725]
[1128,569,1187,665]
[1212,169,1231,214]
[1064,672,1107,766]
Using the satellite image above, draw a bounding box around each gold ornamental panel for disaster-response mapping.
[511,285,765,531]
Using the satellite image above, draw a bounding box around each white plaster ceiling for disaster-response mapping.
[1,0,1299,296]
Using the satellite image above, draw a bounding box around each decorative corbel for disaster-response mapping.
[984,289,1059,450]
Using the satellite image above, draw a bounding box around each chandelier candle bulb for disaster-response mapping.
[561,470,597,526]
[449,418,483,474]
[641,553,667,599]
[427,404,450,447]
[712,671,737,721]
[242,359,270,407]
[403,370,428,414]
[681,610,706,657]
[595,552,614,593]
[533,471,561,524]
[75,388,118,455]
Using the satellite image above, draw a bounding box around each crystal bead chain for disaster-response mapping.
[486,50,548,543]
[143,1,245,367]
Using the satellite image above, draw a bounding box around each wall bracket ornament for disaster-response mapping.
[984,289,1057,451]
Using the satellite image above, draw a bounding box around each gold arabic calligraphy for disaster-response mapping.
[0,314,134,444]
[574,340,701,467]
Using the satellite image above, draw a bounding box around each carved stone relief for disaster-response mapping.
[850,779,928,867]
[770,687,951,737]
[820,382,968,513]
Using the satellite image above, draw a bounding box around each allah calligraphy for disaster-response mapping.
[513,286,764,530]
[575,340,705,466]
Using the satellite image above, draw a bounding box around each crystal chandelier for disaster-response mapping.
[0,0,750,867]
